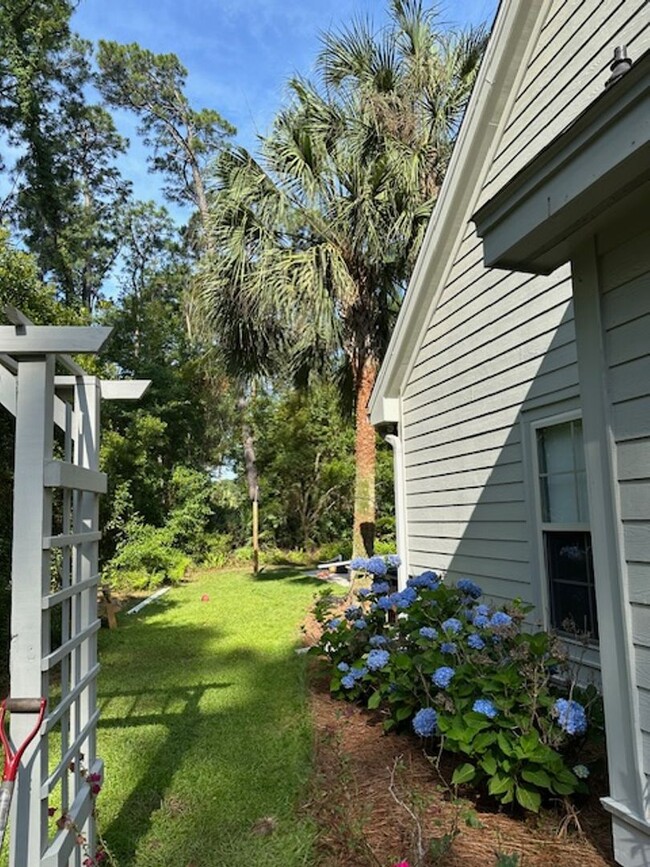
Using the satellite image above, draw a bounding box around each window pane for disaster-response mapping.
[572,421,586,471]
[546,532,589,583]
[550,582,593,635]
[538,423,574,474]
[543,473,579,522]
[545,531,598,638]
[537,419,588,524]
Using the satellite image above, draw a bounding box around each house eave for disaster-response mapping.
[473,49,650,274]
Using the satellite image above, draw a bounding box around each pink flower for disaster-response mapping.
[394,862,410,867]
[56,813,70,830]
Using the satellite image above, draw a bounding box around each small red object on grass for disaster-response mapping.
[201,594,210,602]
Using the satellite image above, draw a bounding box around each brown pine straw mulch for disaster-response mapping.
[302,612,616,867]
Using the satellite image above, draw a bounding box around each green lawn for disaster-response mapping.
[94,567,321,866]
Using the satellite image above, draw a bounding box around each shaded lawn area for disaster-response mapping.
[96,567,323,867]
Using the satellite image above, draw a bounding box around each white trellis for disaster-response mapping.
[0,306,148,867]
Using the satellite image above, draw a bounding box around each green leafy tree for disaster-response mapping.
[96,41,235,237]
[97,203,235,562]
[201,0,486,554]
[251,381,356,550]
[1,7,131,306]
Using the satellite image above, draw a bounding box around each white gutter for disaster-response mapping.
[385,433,408,590]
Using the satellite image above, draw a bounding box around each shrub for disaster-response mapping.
[262,547,310,566]
[373,537,398,556]
[313,560,601,813]
[315,540,353,564]
[200,533,234,568]
[105,520,191,590]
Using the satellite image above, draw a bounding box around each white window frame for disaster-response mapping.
[526,408,600,664]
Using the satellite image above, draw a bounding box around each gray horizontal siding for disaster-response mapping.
[396,0,647,618]
[478,0,649,209]
[629,563,650,606]
[601,228,650,670]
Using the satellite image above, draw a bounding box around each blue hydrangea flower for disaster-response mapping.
[407,571,439,590]
[419,626,438,640]
[351,666,368,680]
[341,675,356,689]
[442,617,462,634]
[369,635,388,647]
[353,619,367,630]
[441,641,457,654]
[367,649,390,671]
[350,556,369,570]
[554,698,588,735]
[387,554,402,567]
[345,605,362,620]
[473,698,498,718]
[371,581,390,595]
[377,596,393,611]
[490,612,512,628]
[357,587,372,598]
[327,618,342,631]
[432,666,455,689]
[457,578,483,599]
[337,661,350,672]
[475,604,491,617]
[473,615,489,628]
[412,707,438,737]
[367,556,388,577]
[392,587,417,610]
[573,764,590,779]
[467,633,485,650]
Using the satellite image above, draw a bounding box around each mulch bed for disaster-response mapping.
[302,609,616,867]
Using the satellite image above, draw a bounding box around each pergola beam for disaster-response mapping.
[0,326,112,355]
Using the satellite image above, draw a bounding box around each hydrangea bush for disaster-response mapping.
[313,558,601,813]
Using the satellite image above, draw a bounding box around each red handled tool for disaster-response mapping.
[0,697,47,854]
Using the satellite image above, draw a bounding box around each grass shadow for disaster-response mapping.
[96,575,317,866]
[253,566,328,587]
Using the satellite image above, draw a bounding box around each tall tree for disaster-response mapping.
[1,5,131,306]
[96,41,235,240]
[201,0,487,554]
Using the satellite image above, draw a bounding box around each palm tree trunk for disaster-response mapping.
[352,356,378,556]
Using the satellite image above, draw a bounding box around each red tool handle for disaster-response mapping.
[0,780,14,852]
[0,698,47,783]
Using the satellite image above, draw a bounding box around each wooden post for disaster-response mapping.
[10,355,54,867]
[252,489,259,575]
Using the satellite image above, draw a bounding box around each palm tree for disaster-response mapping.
[200,0,487,555]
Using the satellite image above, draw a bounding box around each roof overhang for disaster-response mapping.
[474,50,650,274]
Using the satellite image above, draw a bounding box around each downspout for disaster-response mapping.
[385,433,408,590]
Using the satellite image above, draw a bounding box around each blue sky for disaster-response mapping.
[72,0,499,214]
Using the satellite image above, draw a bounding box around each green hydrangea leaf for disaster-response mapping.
[452,763,476,785]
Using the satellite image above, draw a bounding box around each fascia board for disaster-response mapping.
[474,52,650,273]
[369,0,548,425]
